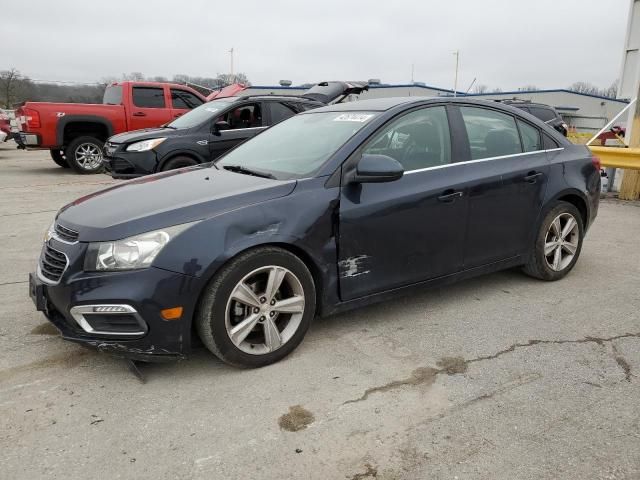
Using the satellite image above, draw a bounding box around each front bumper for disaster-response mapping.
[103,143,158,179]
[29,240,204,360]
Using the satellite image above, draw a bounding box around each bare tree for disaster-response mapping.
[0,68,21,107]
[518,85,539,91]
[474,84,489,94]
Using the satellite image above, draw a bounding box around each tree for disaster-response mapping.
[121,72,145,81]
[474,84,489,94]
[0,68,26,107]
[518,85,539,91]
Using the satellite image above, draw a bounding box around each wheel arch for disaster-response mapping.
[57,116,114,146]
[157,150,206,172]
[550,189,589,228]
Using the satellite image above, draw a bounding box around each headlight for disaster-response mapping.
[44,221,55,243]
[126,138,166,152]
[84,223,194,271]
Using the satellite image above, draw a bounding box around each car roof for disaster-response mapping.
[215,95,323,104]
[306,96,548,114]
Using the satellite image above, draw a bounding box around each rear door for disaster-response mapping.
[170,88,205,121]
[338,105,468,300]
[208,102,266,161]
[456,105,550,267]
[129,85,172,130]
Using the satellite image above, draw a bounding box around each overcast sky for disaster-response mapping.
[1,0,629,91]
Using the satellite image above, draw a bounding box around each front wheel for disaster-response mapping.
[523,201,584,281]
[65,136,105,174]
[49,149,69,168]
[196,247,316,368]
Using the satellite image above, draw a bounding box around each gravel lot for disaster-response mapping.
[1,141,639,480]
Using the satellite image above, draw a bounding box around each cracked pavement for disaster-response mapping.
[1,144,639,479]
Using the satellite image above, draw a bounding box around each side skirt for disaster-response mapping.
[322,255,524,317]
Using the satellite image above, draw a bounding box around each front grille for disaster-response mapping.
[54,222,79,243]
[39,244,68,283]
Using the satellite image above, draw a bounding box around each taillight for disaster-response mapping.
[592,155,601,171]
[22,108,41,129]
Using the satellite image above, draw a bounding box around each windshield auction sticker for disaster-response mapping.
[333,113,374,122]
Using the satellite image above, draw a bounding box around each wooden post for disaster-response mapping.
[620,95,640,199]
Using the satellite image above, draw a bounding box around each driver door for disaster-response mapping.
[208,102,266,161]
[338,106,469,301]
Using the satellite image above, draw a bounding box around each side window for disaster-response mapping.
[460,106,522,160]
[529,107,557,123]
[269,102,298,124]
[517,120,542,152]
[543,134,560,149]
[132,87,166,108]
[362,106,451,171]
[218,103,263,129]
[171,89,204,109]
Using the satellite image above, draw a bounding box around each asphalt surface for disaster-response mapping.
[1,141,639,480]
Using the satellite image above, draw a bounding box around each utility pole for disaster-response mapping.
[453,50,460,97]
[229,47,234,77]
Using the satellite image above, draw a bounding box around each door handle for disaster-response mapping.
[523,171,543,183]
[132,112,146,117]
[437,190,463,202]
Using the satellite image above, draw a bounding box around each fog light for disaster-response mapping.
[93,305,129,313]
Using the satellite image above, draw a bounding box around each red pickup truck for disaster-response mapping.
[15,81,206,173]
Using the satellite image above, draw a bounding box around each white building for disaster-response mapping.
[244,83,628,133]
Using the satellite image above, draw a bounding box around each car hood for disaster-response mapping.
[56,166,297,241]
[108,127,185,144]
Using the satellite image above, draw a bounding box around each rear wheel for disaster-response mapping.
[65,136,104,174]
[196,247,316,368]
[49,149,69,168]
[161,156,198,172]
[523,201,584,281]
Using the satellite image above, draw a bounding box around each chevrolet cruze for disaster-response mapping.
[30,97,600,368]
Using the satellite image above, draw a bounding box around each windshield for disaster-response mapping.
[168,100,234,129]
[216,111,378,179]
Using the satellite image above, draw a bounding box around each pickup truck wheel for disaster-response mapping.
[65,136,105,174]
[49,149,69,168]
[161,156,198,171]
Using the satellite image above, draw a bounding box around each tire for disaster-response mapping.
[64,136,105,174]
[161,156,198,172]
[196,247,316,368]
[522,201,584,281]
[49,149,69,168]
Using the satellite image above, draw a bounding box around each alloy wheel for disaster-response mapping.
[74,143,103,170]
[544,212,579,271]
[225,266,305,355]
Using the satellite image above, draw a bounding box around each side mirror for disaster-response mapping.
[349,154,404,184]
[212,120,231,135]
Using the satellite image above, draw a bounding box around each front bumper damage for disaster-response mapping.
[29,239,204,361]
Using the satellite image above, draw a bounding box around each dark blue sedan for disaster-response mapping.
[30,97,600,367]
